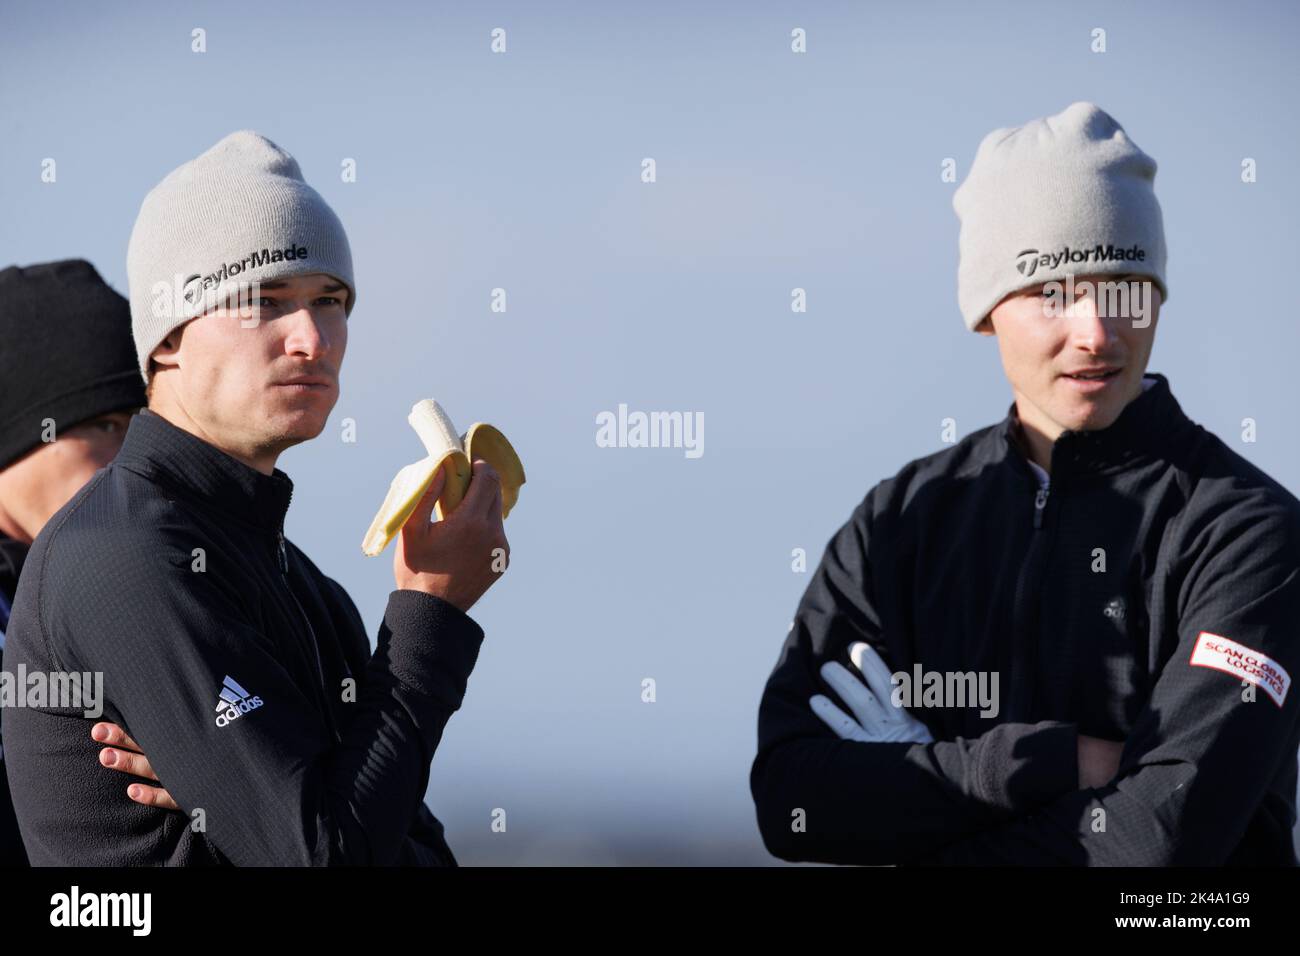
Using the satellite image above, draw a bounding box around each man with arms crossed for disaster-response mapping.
[4,132,506,865]
[0,259,148,865]
[751,102,1300,865]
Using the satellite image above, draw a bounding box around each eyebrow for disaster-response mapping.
[257,280,347,294]
[1033,274,1146,289]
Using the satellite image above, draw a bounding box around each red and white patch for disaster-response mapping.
[1189,631,1291,708]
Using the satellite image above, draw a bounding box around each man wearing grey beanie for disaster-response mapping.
[753,102,1300,865]
[3,132,509,866]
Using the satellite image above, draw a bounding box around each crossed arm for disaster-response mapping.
[812,642,1125,791]
[750,491,1300,866]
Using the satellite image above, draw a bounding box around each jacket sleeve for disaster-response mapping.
[905,494,1300,866]
[399,802,459,866]
[317,572,461,868]
[49,536,484,866]
[750,486,1079,865]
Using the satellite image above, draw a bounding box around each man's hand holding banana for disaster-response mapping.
[364,399,526,614]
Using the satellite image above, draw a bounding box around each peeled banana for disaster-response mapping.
[361,399,525,556]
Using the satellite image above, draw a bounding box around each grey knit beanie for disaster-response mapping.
[127,131,355,384]
[952,101,1168,332]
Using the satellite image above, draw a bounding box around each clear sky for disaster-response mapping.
[2,0,1297,863]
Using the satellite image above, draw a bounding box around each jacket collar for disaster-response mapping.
[999,371,1197,484]
[112,409,294,531]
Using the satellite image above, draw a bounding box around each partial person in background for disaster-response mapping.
[0,259,175,866]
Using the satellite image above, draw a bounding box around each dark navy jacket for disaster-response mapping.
[0,532,30,866]
[752,373,1300,865]
[3,409,483,865]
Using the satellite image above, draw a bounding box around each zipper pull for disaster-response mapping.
[1033,487,1049,529]
[277,530,288,574]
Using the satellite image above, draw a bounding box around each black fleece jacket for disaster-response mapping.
[0,532,30,866]
[2,409,484,865]
[751,373,1300,865]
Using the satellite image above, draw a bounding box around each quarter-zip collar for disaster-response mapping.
[112,408,294,532]
[998,371,1196,486]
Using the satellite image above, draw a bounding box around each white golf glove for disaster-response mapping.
[810,641,934,744]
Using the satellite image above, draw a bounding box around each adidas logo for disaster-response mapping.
[1103,596,1127,628]
[214,675,265,728]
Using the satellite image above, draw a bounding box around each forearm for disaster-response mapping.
[751,719,1079,865]
[905,710,1299,866]
[304,589,484,865]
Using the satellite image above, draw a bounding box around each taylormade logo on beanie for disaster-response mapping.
[126,130,355,384]
[952,101,1168,332]
[1014,243,1148,279]
[182,245,310,307]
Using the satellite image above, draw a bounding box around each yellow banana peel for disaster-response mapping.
[361,399,525,557]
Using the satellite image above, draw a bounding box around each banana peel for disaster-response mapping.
[361,399,525,557]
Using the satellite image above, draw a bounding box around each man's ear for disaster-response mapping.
[150,325,185,372]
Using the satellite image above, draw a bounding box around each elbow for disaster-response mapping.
[750,740,903,867]
[750,749,817,863]
[752,787,803,863]
[756,817,809,864]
